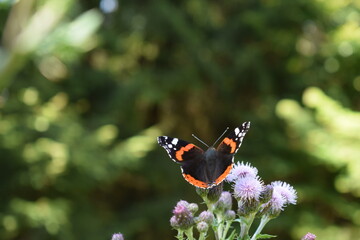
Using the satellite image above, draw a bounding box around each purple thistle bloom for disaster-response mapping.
[170,201,195,230]
[271,181,297,205]
[269,191,285,214]
[111,233,124,240]
[226,162,258,183]
[233,176,264,201]
[301,232,316,240]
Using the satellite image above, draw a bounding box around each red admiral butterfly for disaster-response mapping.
[157,122,250,189]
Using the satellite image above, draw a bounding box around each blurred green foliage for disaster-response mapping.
[0,0,359,239]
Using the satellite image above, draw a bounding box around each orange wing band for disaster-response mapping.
[223,138,237,153]
[183,173,209,188]
[175,144,196,161]
[215,164,233,184]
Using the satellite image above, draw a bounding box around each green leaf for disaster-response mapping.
[256,234,277,239]
[226,229,237,240]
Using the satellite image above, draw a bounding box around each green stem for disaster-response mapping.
[184,228,194,240]
[199,232,207,240]
[239,221,247,239]
[217,214,224,240]
[212,213,221,240]
[221,220,233,240]
[176,229,184,240]
[250,215,271,240]
[204,196,215,211]
[239,213,256,239]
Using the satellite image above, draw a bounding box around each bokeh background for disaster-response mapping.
[0,0,360,239]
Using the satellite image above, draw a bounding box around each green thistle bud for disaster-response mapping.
[197,210,214,225]
[196,221,209,233]
[224,210,236,221]
[188,203,199,214]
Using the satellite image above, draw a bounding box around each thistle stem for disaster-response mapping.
[184,228,194,240]
[176,230,184,240]
[199,232,207,240]
[239,213,256,239]
[250,215,271,240]
[221,220,233,239]
[217,214,224,239]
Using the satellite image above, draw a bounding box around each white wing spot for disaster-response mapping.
[167,144,173,148]
[235,127,240,136]
[171,138,179,145]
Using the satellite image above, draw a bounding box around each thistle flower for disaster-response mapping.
[233,176,264,201]
[271,181,297,205]
[268,191,286,216]
[111,233,124,240]
[170,201,195,230]
[301,232,316,240]
[197,210,214,225]
[226,162,258,183]
[214,191,232,212]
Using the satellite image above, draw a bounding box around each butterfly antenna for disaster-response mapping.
[192,134,209,148]
[211,127,229,147]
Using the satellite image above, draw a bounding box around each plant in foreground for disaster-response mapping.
[168,162,304,240]
[111,163,315,240]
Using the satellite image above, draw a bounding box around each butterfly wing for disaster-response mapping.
[157,136,204,162]
[217,121,251,154]
[157,136,212,188]
[213,121,251,184]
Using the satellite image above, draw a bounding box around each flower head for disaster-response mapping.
[196,221,209,233]
[302,232,316,240]
[226,162,258,183]
[176,200,190,209]
[170,201,195,230]
[224,210,236,221]
[187,203,199,214]
[271,181,297,205]
[111,233,124,240]
[214,191,232,212]
[233,176,264,201]
[268,191,286,215]
[197,210,214,225]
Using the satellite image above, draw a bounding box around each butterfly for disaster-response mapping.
[157,122,250,189]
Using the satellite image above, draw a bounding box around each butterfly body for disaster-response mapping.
[157,122,250,189]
